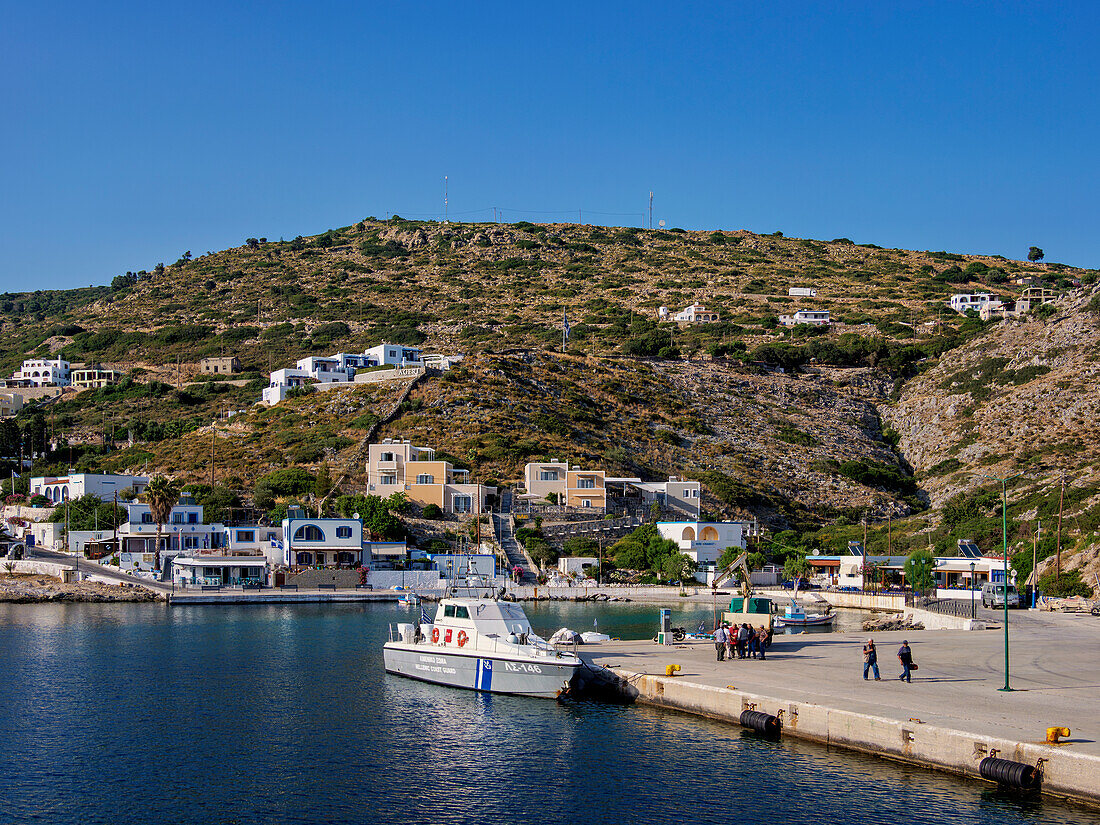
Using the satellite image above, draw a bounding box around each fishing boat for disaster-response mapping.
[774,599,835,627]
[397,592,420,607]
[383,597,582,698]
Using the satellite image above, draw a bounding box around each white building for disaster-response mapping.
[667,304,719,324]
[779,309,830,327]
[12,358,70,387]
[788,287,817,298]
[171,555,270,588]
[282,515,364,567]
[947,293,998,315]
[558,556,598,577]
[657,521,749,566]
[31,473,150,504]
[262,343,425,405]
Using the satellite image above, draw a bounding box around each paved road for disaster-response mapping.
[585,608,1100,758]
[29,548,172,593]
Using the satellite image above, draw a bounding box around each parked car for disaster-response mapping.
[981,582,1021,609]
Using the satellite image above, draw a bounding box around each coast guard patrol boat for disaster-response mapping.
[384,598,582,698]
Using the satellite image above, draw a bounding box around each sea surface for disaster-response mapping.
[0,601,1091,825]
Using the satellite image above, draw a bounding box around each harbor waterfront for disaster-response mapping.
[1,601,1097,824]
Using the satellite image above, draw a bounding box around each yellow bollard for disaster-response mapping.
[1046,726,1071,744]
[665,664,682,677]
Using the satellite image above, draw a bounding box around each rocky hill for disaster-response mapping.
[3,218,1099,593]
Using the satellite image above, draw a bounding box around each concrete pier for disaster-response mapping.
[582,609,1100,807]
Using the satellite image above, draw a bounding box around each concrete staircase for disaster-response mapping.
[496,492,538,582]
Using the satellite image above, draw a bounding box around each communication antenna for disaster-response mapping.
[649,191,653,229]
[658,219,666,229]
[444,176,448,223]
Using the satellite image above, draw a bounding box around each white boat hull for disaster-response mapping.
[775,614,835,626]
[383,643,580,698]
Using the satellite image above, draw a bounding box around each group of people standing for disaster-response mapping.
[862,638,916,682]
[713,622,771,661]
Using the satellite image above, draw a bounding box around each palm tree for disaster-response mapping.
[145,475,180,576]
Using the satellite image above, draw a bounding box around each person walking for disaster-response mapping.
[713,623,728,662]
[897,640,914,682]
[863,638,880,680]
[755,625,768,660]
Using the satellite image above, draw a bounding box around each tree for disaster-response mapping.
[783,553,810,581]
[333,493,404,540]
[525,535,557,569]
[562,537,598,557]
[1028,246,1044,263]
[661,552,696,583]
[422,503,443,520]
[246,238,260,249]
[313,462,333,512]
[904,548,936,593]
[145,475,181,574]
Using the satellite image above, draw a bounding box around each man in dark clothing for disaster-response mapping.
[898,640,914,682]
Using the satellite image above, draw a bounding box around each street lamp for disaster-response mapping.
[982,472,1021,692]
[969,561,976,619]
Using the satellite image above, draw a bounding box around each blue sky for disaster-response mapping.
[3,1,1098,291]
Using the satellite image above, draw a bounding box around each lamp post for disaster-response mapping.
[969,561,976,619]
[983,472,1021,692]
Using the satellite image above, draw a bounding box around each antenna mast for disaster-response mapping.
[649,191,653,229]
[444,175,448,223]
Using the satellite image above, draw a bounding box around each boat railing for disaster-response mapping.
[385,622,576,660]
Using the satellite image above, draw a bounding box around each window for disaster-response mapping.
[188,513,198,524]
[380,452,394,462]
[577,478,595,489]
[337,551,356,565]
[316,553,326,565]
[142,513,154,524]
[184,536,199,549]
[454,605,470,619]
[444,604,457,618]
[380,475,396,485]
[336,526,352,539]
[293,524,325,542]
[295,552,313,565]
[236,530,255,543]
[581,500,591,508]
[452,495,472,513]
[539,471,559,481]
[172,514,184,524]
[415,474,434,485]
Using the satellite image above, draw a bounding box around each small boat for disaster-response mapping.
[398,592,420,607]
[774,600,835,627]
[383,598,581,698]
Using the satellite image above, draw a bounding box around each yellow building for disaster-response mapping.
[367,439,493,514]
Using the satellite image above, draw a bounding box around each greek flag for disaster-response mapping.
[420,605,431,625]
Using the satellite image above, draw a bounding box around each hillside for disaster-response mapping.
[3,217,1099,593]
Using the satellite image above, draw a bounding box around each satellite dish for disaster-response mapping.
[658,220,666,228]
[353,512,360,520]
[812,549,820,556]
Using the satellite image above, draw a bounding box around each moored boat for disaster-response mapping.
[383,597,581,698]
[774,599,835,626]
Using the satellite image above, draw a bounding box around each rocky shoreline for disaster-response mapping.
[0,575,163,603]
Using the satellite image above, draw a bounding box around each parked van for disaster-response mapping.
[981,582,1020,608]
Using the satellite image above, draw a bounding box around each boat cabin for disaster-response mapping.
[428,599,533,642]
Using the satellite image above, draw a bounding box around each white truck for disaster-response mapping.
[788,287,817,298]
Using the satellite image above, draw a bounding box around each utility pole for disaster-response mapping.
[210,413,216,488]
[1032,518,1040,608]
[1055,473,1065,585]
[649,191,653,230]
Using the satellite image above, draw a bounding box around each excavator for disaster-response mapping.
[712,551,775,628]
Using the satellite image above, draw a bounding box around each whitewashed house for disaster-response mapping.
[171,555,270,588]
[947,293,998,315]
[779,309,830,327]
[31,473,149,504]
[672,304,720,324]
[282,515,364,567]
[12,358,70,387]
[262,343,426,405]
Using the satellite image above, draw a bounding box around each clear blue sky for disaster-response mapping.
[3,1,1098,291]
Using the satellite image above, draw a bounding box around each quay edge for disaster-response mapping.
[591,665,1100,809]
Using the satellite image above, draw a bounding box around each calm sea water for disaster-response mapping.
[0,602,1090,825]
